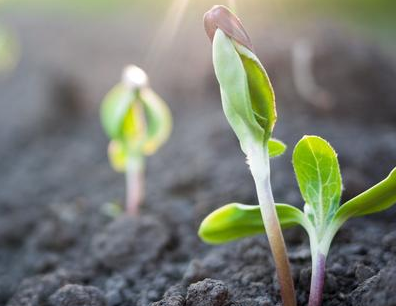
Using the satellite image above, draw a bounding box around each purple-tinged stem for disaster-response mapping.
[308,252,326,306]
[256,175,296,306]
[250,148,296,306]
[126,158,144,216]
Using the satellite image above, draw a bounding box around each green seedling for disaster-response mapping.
[203,5,296,306]
[199,135,396,306]
[101,65,172,215]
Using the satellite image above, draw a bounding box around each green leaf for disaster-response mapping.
[334,167,396,224]
[121,101,148,152]
[140,88,172,155]
[268,138,287,158]
[100,84,135,140]
[212,29,276,154]
[101,84,172,157]
[213,30,262,153]
[198,203,308,244]
[292,136,342,234]
[108,140,128,172]
[235,43,277,142]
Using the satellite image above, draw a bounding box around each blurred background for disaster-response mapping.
[0,0,395,305]
[1,0,395,136]
[1,0,395,190]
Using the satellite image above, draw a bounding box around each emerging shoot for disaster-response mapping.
[199,135,396,306]
[203,5,295,306]
[101,65,172,216]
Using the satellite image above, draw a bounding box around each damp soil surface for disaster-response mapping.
[0,16,396,306]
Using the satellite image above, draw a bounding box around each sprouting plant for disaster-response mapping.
[203,5,296,306]
[101,65,172,215]
[200,5,396,306]
[199,134,396,306]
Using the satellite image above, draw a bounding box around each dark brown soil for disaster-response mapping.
[0,14,396,306]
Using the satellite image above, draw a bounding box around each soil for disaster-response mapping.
[1,13,396,306]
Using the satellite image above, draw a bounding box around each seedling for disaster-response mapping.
[101,65,172,215]
[199,135,396,306]
[200,5,396,306]
[203,6,296,306]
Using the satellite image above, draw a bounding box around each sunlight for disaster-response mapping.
[227,0,237,12]
[144,0,191,70]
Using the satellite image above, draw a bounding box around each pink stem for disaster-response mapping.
[308,252,326,306]
[126,158,144,216]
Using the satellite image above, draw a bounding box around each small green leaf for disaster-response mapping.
[212,29,276,154]
[140,88,172,155]
[235,43,277,142]
[100,84,135,140]
[268,138,287,158]
[108,140,128,172]
[213,30,262,153]
[334,167,396,224]
[292,136,342,234]
[198,203,308,244]
[101,84,172,157]
[122,101,148,152]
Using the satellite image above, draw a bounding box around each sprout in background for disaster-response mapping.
[101,65,172,215]
[0,26,19,73]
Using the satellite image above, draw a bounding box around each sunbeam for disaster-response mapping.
[144,0,191,71]
[227,0,237,12]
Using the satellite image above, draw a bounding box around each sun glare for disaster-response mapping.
[144,0,191,70]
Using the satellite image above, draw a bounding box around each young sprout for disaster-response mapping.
[203,5,296,306]
[199,135,396,306]
[101,65,172,215]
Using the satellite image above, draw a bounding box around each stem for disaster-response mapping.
[126,156,145,216]
[308,252,326,306]
[249,147,296,306]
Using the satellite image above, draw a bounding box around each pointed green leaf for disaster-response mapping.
[292,136,342,233]
[268,138,287,158]
[334,167,396,224]
[140,88,172,156]
[212,29,277,154]
[235,43,277,142]
[213,30,262,153]
[100,84,135,140]
[198,203,308,244]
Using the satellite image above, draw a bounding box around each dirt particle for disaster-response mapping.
[349,266,396,306]
[355,264,376,283]
[186,279,229,306]
[382,230,396,252]
[91,215,170,270]
[48,284,107,306]
[183,260,209,285]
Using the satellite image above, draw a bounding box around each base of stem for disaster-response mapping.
[308,252,326,306]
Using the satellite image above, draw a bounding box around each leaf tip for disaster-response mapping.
[198,216,216,245]
[203,5,253,51]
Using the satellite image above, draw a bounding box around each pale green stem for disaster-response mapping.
[249,145,296,306]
